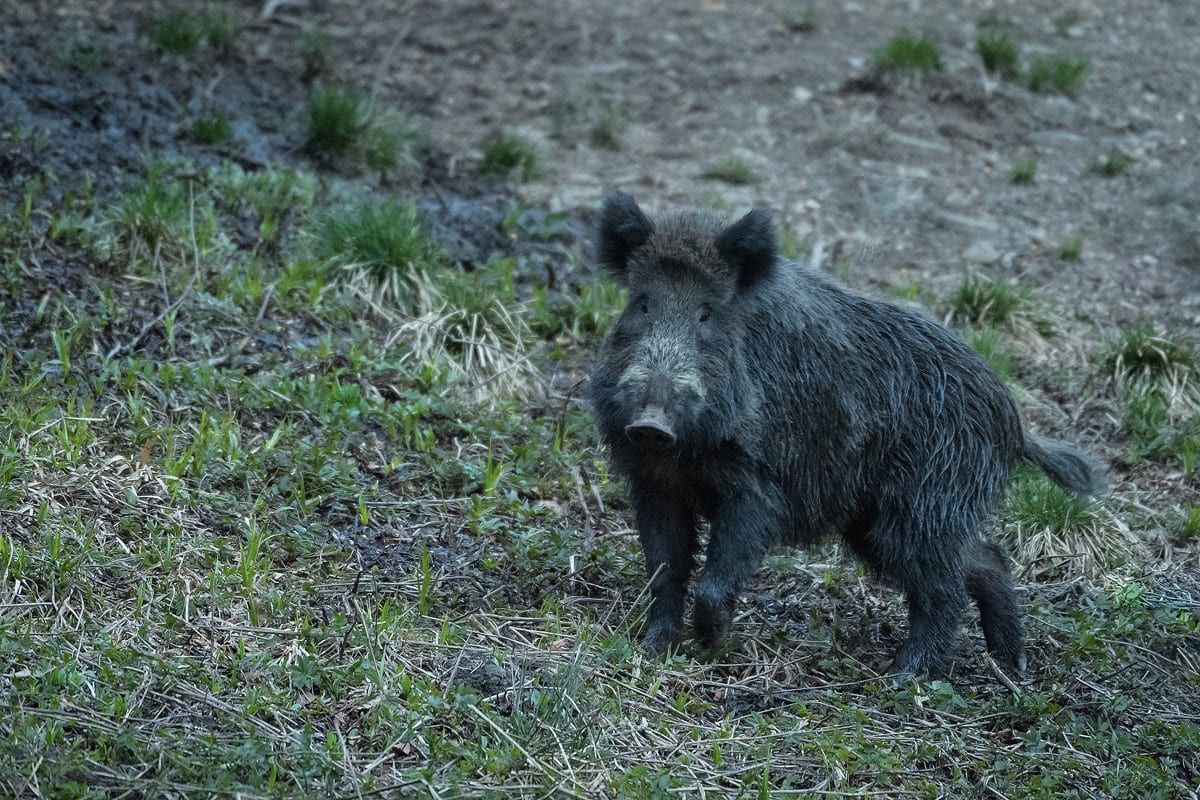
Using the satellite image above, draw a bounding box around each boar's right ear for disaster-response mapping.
[716,209,777,293]
[597,191,654,280]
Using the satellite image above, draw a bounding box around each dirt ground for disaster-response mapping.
[2,0,1199,797]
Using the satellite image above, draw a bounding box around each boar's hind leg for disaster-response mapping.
[876,514,972,682]
[635,493,697,656]
[965,538,1026,676]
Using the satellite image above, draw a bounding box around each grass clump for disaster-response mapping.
[1092,149,1133,178]
[101,164,219,264]
[1100,325,1200,417]
[187,111,232,146]
[150,6,241,56]
[873,35,942,73]
[549,90,628,150]
[305,86,421,175]
[1010,158,1037,184]
[314,199,445,305]
[391,263,541,402]
[58,39,110,74]
[1059,236,1083,260]
[1001,465,1130,575]
[945,273,1054,337]
[963,326,1018,384]
[1027,55,1089,95]
[305,84,370,158]
[480,132,541,181]
[589,108,628,151]
[299,28,332,78]
[151,10,203,55]
[531,277,627,342]
[701,157,757,185]
[977,33,1019,78]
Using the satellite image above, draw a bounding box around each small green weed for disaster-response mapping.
[977,33,1019,78]
[151,10,203,55]
[1178,506,1200,542]
[58,39,110,74]
[305,84,369,158]
[1002,465,1128,574]
[150,6,240,56]
[102,164,219,264]
[480,132,541,181]
[1100,325,1200,416]
[874,35,941,72]
[1028,55,1089,95]
[964,326,1018,383]
[701,157,757,185]
[1010,158,1037,184]
[946,273,1054,337]
[314,199,445,304]
[300,29,332,77]
[1059,236,1083,260]
[1092,149,1132,178]
[187,112,232,146]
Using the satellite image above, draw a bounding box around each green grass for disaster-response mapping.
[3,108,1199,799]
[1028,55,1089,95]
[151,10,204,55]
[530,276,627,342]
[303,87,422,175]
[945,272,1054,337]
[977,32,1019,78]
[1059,235,1083,260]
[873,35,942,72]
[58,38,110,74]
[701,156,758,185]
[299,28,332,76]
[1010,158,1037,184]
[589,108,628,151]
[1092,149,1133,177]
[187,111,233,145]
[1001,465,1128,574]
[150,6,241,56]
[305,84,369,158]
[198,4,241,55]
[963,326,1019,383]
[1100,325,1200,415]
[99,163,220,264]
[480,132,541,181]
[314,199,445,304]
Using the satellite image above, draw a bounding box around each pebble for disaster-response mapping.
[792,86,814,106]
[963,240,1001,265]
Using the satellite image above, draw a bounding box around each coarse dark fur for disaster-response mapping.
[587,191,1103,681]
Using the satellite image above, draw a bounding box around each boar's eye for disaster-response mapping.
[639,299,650,315]
[698,307,711,324]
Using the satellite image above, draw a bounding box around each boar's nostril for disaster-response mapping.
[625,407,677,449]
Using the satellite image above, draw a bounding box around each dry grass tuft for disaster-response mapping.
[1000,466,1136,577]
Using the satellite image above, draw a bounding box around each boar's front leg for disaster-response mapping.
[635,492,697,656]
[693,485,783,653]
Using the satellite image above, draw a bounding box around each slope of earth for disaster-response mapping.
[0,1,1197,798]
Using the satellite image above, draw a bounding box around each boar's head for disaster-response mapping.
[589,191,777,454]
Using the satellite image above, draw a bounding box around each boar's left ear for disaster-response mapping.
[597,190,654,280]
[716,209,777,292]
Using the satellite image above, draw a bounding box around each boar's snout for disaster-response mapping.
[624,406,677,449]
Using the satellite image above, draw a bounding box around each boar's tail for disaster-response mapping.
[1021,436,1105,497]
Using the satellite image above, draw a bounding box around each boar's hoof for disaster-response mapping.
[641,623,682,657]
[693,591,735,653]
